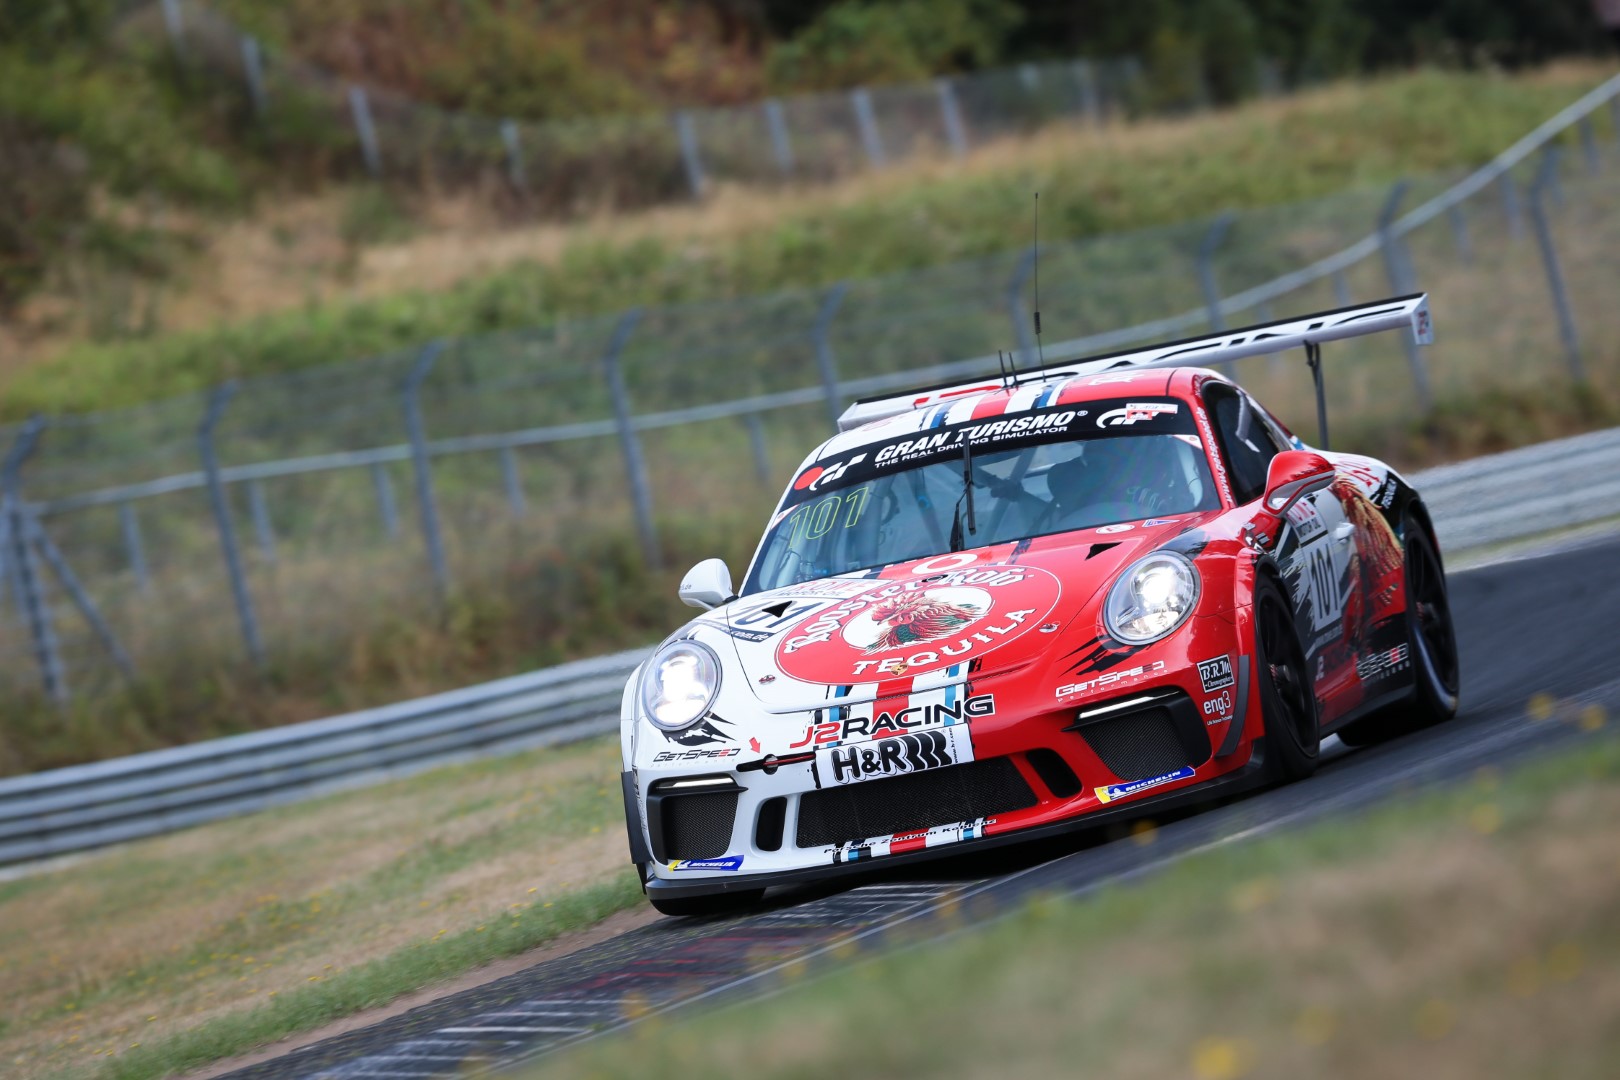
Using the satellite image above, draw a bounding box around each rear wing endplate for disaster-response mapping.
[837,293,1433,433]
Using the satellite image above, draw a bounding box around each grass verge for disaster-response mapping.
[0,735,640,1080]
[545,725,1620,1079]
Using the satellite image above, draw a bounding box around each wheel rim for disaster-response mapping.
[1259,597,1315,753]
[1408,534,1459,694]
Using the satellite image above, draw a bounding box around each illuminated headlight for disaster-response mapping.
[1104,552,1200,644]
[638,640,722,732]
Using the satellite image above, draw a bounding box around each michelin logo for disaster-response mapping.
[668,856,744,873]
[1096,766,1195,804]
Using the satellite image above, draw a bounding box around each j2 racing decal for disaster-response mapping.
[775,565,1061,683]
[1096,766,1196,804]
[668,856,743,872]
[815,726,974,786]
[790,693,993,748]
[1056,660,1167,699]
[1197,655,1234,693]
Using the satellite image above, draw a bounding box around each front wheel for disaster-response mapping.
[1255,575,1320,782]
[1338,516,1460,747]
[649,888,766,918]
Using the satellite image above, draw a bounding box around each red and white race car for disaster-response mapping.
[620,295,1460,916]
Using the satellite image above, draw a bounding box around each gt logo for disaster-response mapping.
[1096,402,1178,427]
[793,453,867,492]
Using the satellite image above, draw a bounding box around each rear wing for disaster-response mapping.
[837,293,1433,432]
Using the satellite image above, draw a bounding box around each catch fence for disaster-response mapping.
[0,76,1618,705]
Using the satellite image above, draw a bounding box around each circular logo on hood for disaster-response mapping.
[775,565,1062,684]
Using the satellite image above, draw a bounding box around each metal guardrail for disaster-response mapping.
[0,648,645,868]
[2,424,1618,871]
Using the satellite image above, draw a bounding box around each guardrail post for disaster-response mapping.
[500,119,527,192]
[1196,212,1235,331]
[2,418,67,704]
[1446,203,1471,263]
[247,480,276,563]
[240,35,267,118]
[1006,246,1039,368]
[675,111,706,197]
[1579,115,1599,174]
[812,282,849,429]
[119,501,150,591]
[499,446,526,517]
[1528,148,1584,382]
[744,415,771,486]
[935,78,969,159]
[1376,179,1432,410]
[851,88,886,168]
[199,384,266,671]
[403,341,450,604]
[600,310,660,570]
[348,86,382,178]
[763,98,794,175]
[1496,171,1524,242]
[371,462,400,538]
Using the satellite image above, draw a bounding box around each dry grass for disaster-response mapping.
[548,734,1620,1080]
[0,734,633,1080]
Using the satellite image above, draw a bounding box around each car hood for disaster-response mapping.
[688,516,1213,713]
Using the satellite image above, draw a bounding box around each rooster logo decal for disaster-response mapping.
[863,591,987,653]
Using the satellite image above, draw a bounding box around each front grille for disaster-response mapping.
[795,757,1036,849]
[1026,748,1083,798]
[658,791,738,862]
[1073,693,1207,782]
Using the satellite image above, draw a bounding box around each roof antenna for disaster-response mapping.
[1032,192,1046,371]
[996,349,1014,390]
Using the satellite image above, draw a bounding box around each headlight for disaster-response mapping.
[639,640,722,731]
[1104,552,1200,644]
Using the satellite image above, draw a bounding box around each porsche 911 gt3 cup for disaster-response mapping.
[620,294,1459,916]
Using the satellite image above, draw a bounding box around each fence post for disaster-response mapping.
[499,446,526,517]
[159,0,186,69]
[2,418,67,704]
[812,282,850,429]
[370,462,399,538]
[935,78,969,159]
[600,310,659,569]
[119,501,150,592]
[675,111,706,197]
[1006,247,1038,367]
[403,341,449,603]
[1446,203,1472,263]
[1331,270,1352,308]
[763,98,795,175]
[248,480,276,562]
[1528,148,1584,381]
[1197,212,1235,331]
[240,35,267,118]
[1376,179,1432,410]
[1496,171,1524,242]
[24,515,135,683]
[1071,61,1101,127]
[348,86,382,178]
[851,88,886,168]
[198,384,266,670]
[500,119,527,191]
[1612,97,1620,153]
[744,415,771,486]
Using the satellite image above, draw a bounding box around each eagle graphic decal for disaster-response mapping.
[864,592,987,653]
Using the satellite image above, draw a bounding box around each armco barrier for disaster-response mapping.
[2,426,1618,870]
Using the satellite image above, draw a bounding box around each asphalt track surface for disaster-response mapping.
[225,533,1620,1080]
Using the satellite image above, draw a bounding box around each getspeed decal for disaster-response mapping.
[774,565,1062,684]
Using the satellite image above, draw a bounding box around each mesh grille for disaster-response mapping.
[795,757,1036,849]
[660,791,739,862]
[1076,705,1197,782]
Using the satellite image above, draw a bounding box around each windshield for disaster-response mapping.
[744,397,1220,594]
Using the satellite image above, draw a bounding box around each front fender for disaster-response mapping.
[619,662,644,773]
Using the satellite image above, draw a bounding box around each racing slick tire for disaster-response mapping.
[1337,515,1460,748]
[649,888,766,918]
[1255,574,1320,782]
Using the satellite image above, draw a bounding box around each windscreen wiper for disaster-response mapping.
[948,434,977,552]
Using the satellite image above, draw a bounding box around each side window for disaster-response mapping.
[1205,384,1286,504]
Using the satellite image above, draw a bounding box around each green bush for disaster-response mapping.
[766,0,1022,91]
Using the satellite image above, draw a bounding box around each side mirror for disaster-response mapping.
[678,558,736,611]
[1261,450,1336,514]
